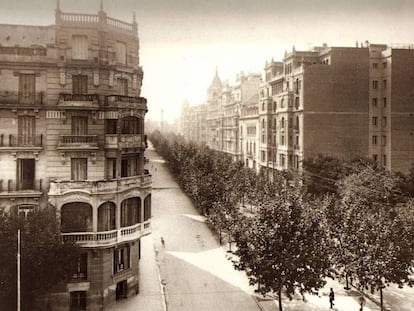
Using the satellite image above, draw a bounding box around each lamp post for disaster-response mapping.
[17,229,21,311]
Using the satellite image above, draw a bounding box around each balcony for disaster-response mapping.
[62,221,151,247]
[0,179,43,198]
[57,135,99,150]
[57,93,99,109]
[49,174,152,196]
[0,134,43,151]
[105,134,143,149]
[57,11,136,35]
[0,91,44,107]
[105,95,147,111]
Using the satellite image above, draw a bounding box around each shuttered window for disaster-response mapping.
[18,116,35,146]
[72,35,88,60]
[71,158,87,181]
[72,75,88,94]
[19,74,35,104]
[71,116,88,135]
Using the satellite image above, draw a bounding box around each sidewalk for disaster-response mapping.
[110,234,164,311]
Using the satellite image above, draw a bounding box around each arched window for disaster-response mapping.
[61,202,92,233]
[121,197,141,227]
[281,117,285,129]
[98,202,116,231]
[296,116,300,131]
[262,119,265,129]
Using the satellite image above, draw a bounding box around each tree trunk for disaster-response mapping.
[278,288,283,311]
[219,229,222,245]
[345,273,350,290]
[380,287,384,311]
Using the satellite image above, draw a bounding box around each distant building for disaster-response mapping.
[182,43,414,174]
[0,2,151,310]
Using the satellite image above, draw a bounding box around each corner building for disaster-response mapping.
[0,3,151,310]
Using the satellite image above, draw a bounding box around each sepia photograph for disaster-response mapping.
[0,0,414,310]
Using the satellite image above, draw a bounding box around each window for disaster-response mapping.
[372,116,378,126]
[382,135,387,146]
[261,151,265,162]
[295,97,300,109]
[281,117,285,129]
[382,117,387,127]
[279,154,286,167]
[144,195,151,221]
[372,62,378,69]
[72,253,88,280]
[281,135,285,145]
[262,102,265,111]
[372,80,378,89]
[118,78,128,96]
[70,291,87,311]
[372,135,377,145]
[383,154,387,166]
[115,41,127,65]
[372,98,378,107]
[261,134,265,144]
[262,119,265,129]
[383,97,387,108]
[17,204,35,219]
[18,116,35,146]
[373,154,378,162]
[113,245,130,273]
[19,74,36,104]
[281,98,285,108]
[72,116,88,135]
[121,155,139,177]
[72,75,88,94]
[72,35,88,60]
[106,158,117,179]
[71,158,87,181]
[105,119,117,134]
[121,117,140,134]
[383,80,387,89]
[383,62,387,69]
[17,159,35,190]
[273,101,277,112]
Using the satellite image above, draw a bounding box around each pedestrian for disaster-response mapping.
[329,288,335,309]
[161,236,165,247]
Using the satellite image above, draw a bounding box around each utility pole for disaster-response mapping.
[17,229,21,311]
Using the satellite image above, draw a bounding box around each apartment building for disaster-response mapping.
[0,3,151,310]
[181,44,414,174]
[204,71,261,160]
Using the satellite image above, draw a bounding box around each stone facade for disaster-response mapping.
[0,3,151,310]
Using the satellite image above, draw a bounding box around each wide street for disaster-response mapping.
[114,143,414,311]
[146,144,261,311]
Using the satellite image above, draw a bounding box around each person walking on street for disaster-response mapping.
[329,288,335,309]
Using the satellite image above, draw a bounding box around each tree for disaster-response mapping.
[0,208,80,311]
[233,180,331,311]
[303,154,345,196]
[335,165,413,310]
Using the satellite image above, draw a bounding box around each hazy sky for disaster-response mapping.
[1,0,414,122]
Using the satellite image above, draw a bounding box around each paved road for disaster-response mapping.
[146,145,261,311]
